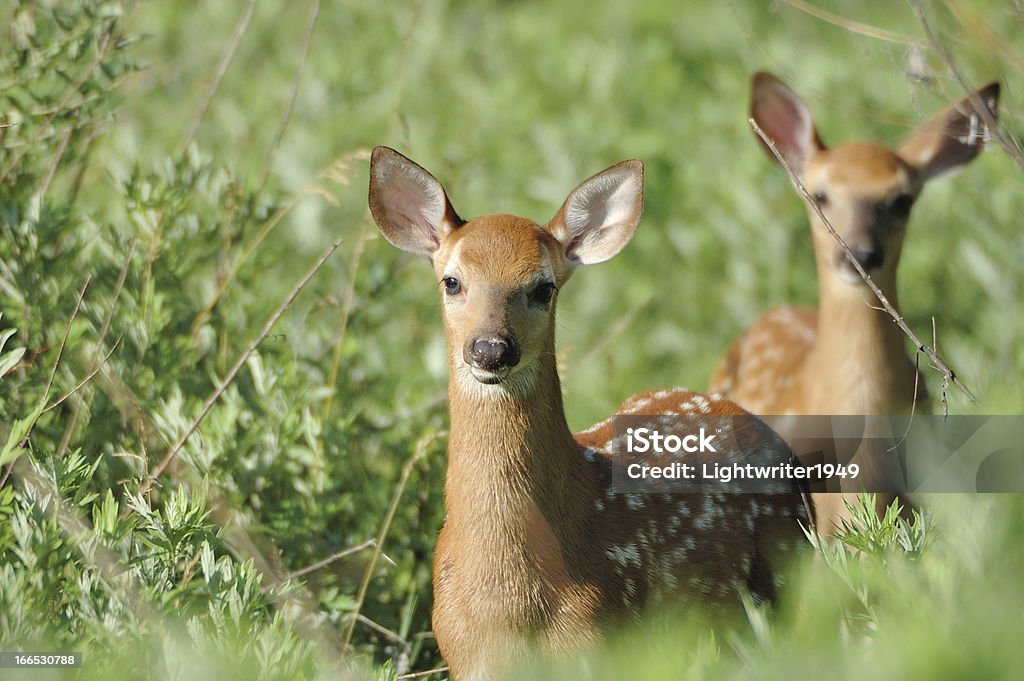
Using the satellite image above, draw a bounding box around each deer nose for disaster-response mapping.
[840,242,884,276]
[465,337,520,371]
[850,243,884,271]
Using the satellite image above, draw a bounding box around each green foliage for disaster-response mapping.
[0,0,1022,679]
[830,493,933,559]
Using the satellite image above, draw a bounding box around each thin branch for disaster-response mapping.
[750,118,976,403]
[276,539,392,585]
[256,0,321,196]
[933,316,950,418]
[342,430,445,649]
[317,229,373,449]
[909,0,1024,171]
[889,350,922,452]
[11,278,92,457]
[39,123,75,199]
[178,547,203,591]
[137,236,344,498]
[398,667,449,680]
[780,0,927,47]
[44,334,122,413]
[347,613,408,646]
[180,0,258,152]
[573,292,653,371]
[96,240,136,355]
[58,240,136,459]
[42,279,92,406]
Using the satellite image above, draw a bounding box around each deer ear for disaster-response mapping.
[898,82,1000,183]
[750,71,825,174]
[547,159,644,265]
[368,146,463,256]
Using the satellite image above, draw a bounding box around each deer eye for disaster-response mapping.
[889,193,914,219]
[442,277,462,295]
[813,191,829,207]
[530,282,556,305]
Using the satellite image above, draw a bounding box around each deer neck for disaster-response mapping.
[444,350,590,541]
[806,272,918,413]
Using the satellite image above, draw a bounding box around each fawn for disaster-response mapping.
[710,72,999,533]
[369,146,810,679]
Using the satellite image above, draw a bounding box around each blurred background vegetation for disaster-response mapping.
[0,0,1021,679]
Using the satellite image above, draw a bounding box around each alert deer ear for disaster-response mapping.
[547,159,644,265]
[368,146,464,256]
[898,82,1000,183]
[750,71,825,174]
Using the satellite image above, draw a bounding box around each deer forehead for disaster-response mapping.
[436,215,565,287]
[807,142,913,199]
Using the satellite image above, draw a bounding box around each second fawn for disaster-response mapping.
[710,72,999,532]
[369,146,810,680]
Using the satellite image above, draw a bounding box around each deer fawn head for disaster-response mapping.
[369,146,643,397]
[751,71,999,296]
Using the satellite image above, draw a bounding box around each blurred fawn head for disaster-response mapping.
[368,146,643,395]
[751,71,999,294]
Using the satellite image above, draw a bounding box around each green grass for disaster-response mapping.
[1,0,1022,679]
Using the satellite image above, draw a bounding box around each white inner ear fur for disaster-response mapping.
[754,79,819,170]
[380,161,447,238]
[564,169,641,264]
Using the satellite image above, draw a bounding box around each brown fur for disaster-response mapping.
[711,73,999,533]
[369,147,809,680]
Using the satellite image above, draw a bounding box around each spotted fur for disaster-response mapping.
[711,73,999,532]
[369,146,809,680]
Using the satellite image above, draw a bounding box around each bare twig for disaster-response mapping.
[942,0,1024,74]
[318,228,374,450]
[342,430,445,649]
[909,0,1024,170]
[180,0,258,152]
[256,0,321,196]
[96,240,136,354]
[933,316,950,418]
[780,0,926,47]
[8,278,92,464]
[398,667,449,680]
[58,240,136,458]
[39,123,75,199]
[44,335,122,413]
[750,118,976,403]
[42,278,92,408]
[889,351,922,452]
[137,236,344,498]
[348,613,407,645]
[276,539,391,585]
[178,548,204,591]
[190,196,299,337]
[369,389,447,430]
[573,292,653,371]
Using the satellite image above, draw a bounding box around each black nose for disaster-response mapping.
[465,337,520,371]
[849,243,884,271]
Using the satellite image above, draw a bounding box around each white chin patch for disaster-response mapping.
[455,362,537,398]
[838,262,871,286]
[470,366,510,384]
